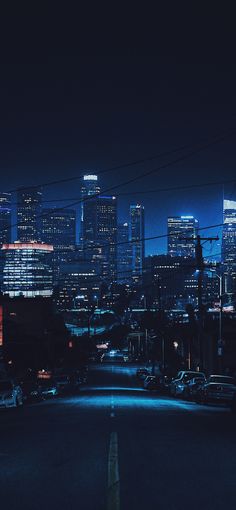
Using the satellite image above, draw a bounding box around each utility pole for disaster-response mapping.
[181,234,219,371]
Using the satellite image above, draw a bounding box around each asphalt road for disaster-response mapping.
[1,363,236,510]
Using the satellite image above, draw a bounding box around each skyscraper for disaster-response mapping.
[0,193,11,244]
[130,204,145,279]
[1,242,53,298]
[167,216,199,258]
[96,196,117,279]
[17,187,42,242]
[117,222,132,282]
[41,208,76,256]
[80,174,100,245]
[82,196,98,257]
[222,199,236,295]
[41,208,76,284]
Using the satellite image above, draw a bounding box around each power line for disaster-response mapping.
[2,129,236,235]
[4,127,235,194]
[4,143,194,194]
[6,177,235,205]
[0,221,227,258]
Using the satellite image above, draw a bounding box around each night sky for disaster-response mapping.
[1,7,235,255]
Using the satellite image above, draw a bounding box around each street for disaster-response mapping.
[0,363,236,510]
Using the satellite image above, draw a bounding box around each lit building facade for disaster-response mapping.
[117,222,132,282]
[55,261,100,310]
[168,216,199,258]
[0,193,11,244]
[96,196,117,279]
[80,174,100,245]
[41,207,76,256]
[17,187,42,242]
[41,208,76,283]
[1,242,53,298]
[130,204,145,279]
[222,199,236,295]
[82,197,98,258]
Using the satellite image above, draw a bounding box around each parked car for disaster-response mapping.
[182,376,206,400]
[0,380,24,408]
[20,380,43,402]
[195,375,236,405]
[136,368,150,380]
[143,376,157,389]
[101,351,125,363]
[39,380,58,398]
[54,375,71,393]
[170,371,206,396]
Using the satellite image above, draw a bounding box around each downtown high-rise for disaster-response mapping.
[81,174,117,279]
[17,187,42,242]
[41,208,76,283]
[80,174,100,245]
[222,199,236,295]
[1,242,53,298]
[117,222,133,282]
[167,216,199,258]
[41,208,76,258]
[0,193,11,244]
[130,204,145,279]
[96,196,117,279]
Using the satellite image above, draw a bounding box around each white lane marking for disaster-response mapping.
[107,432,120,510]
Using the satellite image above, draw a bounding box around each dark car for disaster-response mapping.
[136,368,150,380]
[182,376,206,400]
[195,375,236,405]
[170,371,206,397]
[38,380,58,398]
[20,380,43,402]
[54,375,71,394]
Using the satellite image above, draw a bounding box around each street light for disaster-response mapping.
[141,295,147,310]
[210,269,223,373]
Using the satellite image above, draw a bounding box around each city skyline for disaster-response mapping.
[0,175,230,258]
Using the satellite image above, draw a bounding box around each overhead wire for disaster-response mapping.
[1,128,236,235]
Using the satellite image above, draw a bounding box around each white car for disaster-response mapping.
[0,380,24,408]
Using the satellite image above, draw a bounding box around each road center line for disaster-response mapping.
[107,431,120,510]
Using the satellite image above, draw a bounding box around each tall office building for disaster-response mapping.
[96,196,117,279]
[41,208,76,284]
[1,242,53,297]
[222,199,236,295]
[167,216,199,258]
[117,222,132,282]
[17,187,42,242]
[130,204,145,279]
[0,193,11,244]
[82,192,117,279]
[80,174,100,244]
[41,208,76,256]
[83,197,98,257]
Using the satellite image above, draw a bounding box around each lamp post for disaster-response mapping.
[210,270,223,373]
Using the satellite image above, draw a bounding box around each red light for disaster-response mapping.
[69,340,73,349]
